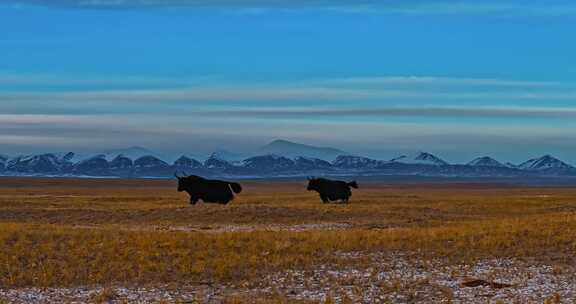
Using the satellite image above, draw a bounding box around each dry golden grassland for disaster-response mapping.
[0,177,575,302]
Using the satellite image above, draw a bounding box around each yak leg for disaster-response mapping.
[217,193,232,205]
[190,197,199,205]
[320,195,330,204]
[342,194,351,204]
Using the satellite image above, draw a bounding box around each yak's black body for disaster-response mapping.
[176,174,242,205]
[306,178,358,204]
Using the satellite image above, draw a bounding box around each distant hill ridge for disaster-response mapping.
[258,139,349,160]
[1,141,574,178]
[468,156,507,168]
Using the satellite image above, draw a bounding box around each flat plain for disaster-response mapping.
[0,177,575,303]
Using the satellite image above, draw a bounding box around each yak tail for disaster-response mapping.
[348,181,359,189]
[229,182,242,194]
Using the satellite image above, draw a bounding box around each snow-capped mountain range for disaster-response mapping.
[1,141,575,178]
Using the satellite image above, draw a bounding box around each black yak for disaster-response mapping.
[306,177,358,204]
[175,174,242,205]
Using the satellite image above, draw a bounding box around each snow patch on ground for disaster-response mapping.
[1,256,574,303]
[259,255,576,303]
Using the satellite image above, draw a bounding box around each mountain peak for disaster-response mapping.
[207,152,226,160]
[268,139,294,145]
[259,139,348,161]
[204,154,232,169]
[263,139,308,149]
[390,151,448,166]
[207,149,245,162]
[519,155,573,171]
[100,146,158,161]
[468,156,506,167]
[332,155,380,169]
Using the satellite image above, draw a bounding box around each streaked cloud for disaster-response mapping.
[368,2,576,17]
[1,73,563,90]
[318,76,559,88]
[2,75,575,158]
[1,112,575,162]
[191,106,576,120]
[2,84,575,106]
[5,0,576,17]
[0,72,211,87]
[3,0,438,9]
[1,87,394,103]
[2,106,576,135]
[4,74,573,116]
[5,0,369,8]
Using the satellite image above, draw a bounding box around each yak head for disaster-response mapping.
[306,177,321,192]
[175,173,187,192]
[175,173,201,192]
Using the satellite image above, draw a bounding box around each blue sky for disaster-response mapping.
[1,0,576,163]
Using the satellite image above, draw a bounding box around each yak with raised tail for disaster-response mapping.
[176,174,242,205]
[306,177,358,204]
